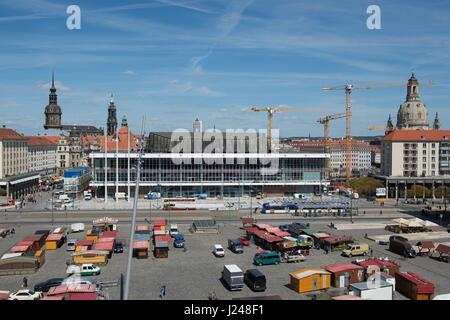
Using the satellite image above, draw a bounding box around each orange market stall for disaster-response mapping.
[45,233,65,250]
[133,240,150,259]
[289,268,331,294]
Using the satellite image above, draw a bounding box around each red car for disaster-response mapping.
[238,237,250,246]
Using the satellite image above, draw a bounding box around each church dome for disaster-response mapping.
[396,74,429,130]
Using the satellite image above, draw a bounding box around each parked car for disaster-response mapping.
[33,278,64,293]
[66,239,77,252]
[169,224,179,238]
[244,269,266,292]
[228,239,244,254]
[342,243,370,257]
[66,264,101,276]
[174,234,185,248]
[238,236,250,246]
[278,225,290,232]
[114,242,124,253]
[8,289,43,300]
[253,251,281,266]
[213,244,225,257]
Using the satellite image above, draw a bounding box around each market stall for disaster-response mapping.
[324,263,364,288]
[395,271,435,300]
[289,268,331,293]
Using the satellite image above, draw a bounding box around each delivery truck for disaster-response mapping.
[222,264,244,291]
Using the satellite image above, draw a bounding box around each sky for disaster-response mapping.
[0,0,450,138]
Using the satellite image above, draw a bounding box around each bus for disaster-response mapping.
[261,202,298,214]
[163,197,196,203]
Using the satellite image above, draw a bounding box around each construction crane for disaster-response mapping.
[250,105,319,152]
[317,113,346,178]
[322,76,435,181]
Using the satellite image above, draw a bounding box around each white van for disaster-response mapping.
[169,225,179,237]
[70,223,85,233]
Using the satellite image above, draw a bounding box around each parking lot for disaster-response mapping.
[0,220,449,300]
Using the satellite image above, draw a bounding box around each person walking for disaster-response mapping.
[22,276,28,288]
[159,285,166,298]
[370,248,373,256]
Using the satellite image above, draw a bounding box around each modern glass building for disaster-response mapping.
[90,151,329,198]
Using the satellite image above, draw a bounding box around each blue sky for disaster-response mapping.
[0,0,450,137]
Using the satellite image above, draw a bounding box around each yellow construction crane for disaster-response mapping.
[322,76,435,181]
[317,113,346,178]
[250,105,319,152]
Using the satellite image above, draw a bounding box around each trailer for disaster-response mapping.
[349,280,393,300]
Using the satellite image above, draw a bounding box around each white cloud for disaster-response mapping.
[123,69,136,75]
[37,81,70,91]
[170,80,223,97]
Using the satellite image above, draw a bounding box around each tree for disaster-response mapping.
[407,185,431,198]
[347,177,383,197]
[434,186,450,198]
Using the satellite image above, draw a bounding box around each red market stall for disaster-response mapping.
[135,225,150,234]
[46,284,97,300]
[76,240,93,252]
[434,244,450,262]
[133,240,150,259]
[395,271,435,300]
[9,244,33,255]
[324,263,364,288]
[101,231,117,239]
[154,235,171,258]
[354,258,401,278]
[93,240,114,258]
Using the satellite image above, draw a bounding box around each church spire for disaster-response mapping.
[107,93,117,136]
[433,112,440,130]
[44,69,62,130]
[385,114,394,135]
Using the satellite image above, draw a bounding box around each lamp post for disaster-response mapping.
[124,129,144,300]
[51,191,54,226]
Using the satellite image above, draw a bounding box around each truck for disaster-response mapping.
[389,236,417,258]
[222,265,244,291]
[66,264,101,276]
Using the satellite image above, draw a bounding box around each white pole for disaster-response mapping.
[116,134,119,202]
[104,125,108,203]
[124,118,145,300]
[127,127,130,203]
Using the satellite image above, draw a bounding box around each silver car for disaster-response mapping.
[66,239,77,251]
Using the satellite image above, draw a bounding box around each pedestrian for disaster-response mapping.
[379,210,382,215]
[11,228,15,234]
[370,248,373,256]
[364,210,366,215]
[22,276,28,288]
